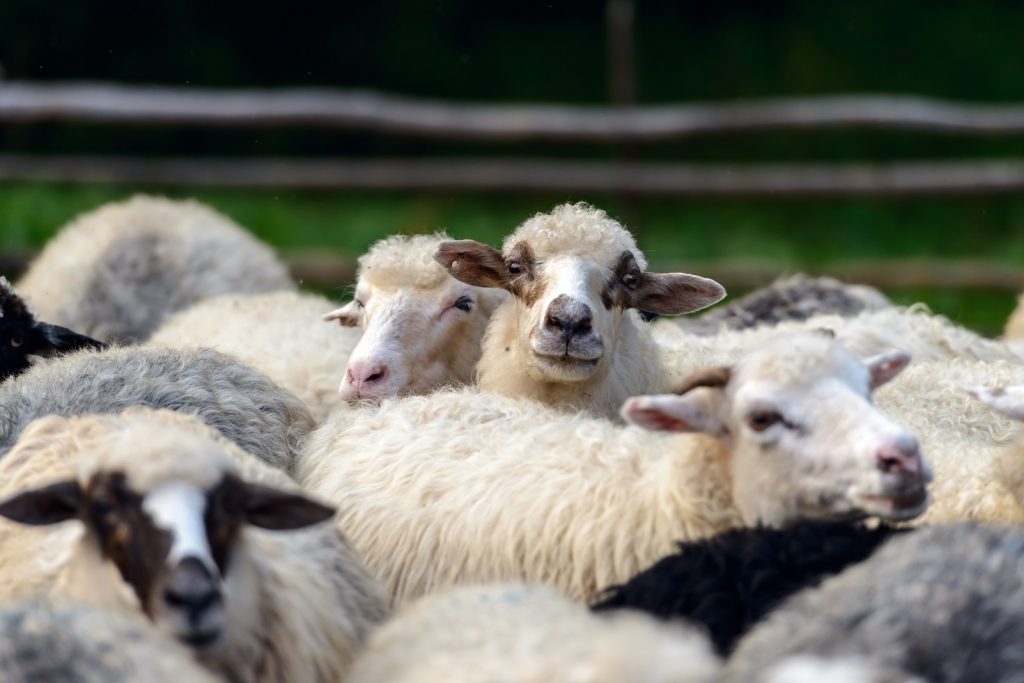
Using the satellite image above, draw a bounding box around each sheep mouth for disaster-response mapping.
[180,629,224,651]
[532,352,601,379]
[854,487,929,521]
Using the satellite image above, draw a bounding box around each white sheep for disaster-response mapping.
[150,290,362,422]
[725,523,1024,683]
[348,583,719,683]
[0,345,314,472]
[434,202,725,419]
[297,331,927,603]
[0,408,389,683]
[0,600,218,683]
[324,232,508,402]
[17,195,295,343]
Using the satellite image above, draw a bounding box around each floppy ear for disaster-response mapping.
[240,482,336,530]
[865,351,911,389]
[630,273,726,316]
[622,390,726,437]
[32,323,105,358]
[323,301,362,328]
[0,480,83,526]
[434,240,510,290]
[968,385,1024,421]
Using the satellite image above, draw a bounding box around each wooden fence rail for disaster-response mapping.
[7,82,1024,141]
[3,252,1020,293]
[6,155,1024,197]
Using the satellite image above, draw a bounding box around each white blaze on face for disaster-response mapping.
[142,482,219,578]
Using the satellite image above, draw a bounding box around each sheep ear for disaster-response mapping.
[240,482,336,530]
[0,480,83,526]
[622,391,726,436]
[968,385,1024,421]
[323,302,362,327]
[32,323,105,358]
[865,351,911,389]
[631,273,726,316]
[434,241,510,290]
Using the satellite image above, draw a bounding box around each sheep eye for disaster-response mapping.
[9,337,23,348]
[507,262,522,275]
[453,296,473,312]
[622,273,640,288]
[746,410,783,432]
[355,300,365,309]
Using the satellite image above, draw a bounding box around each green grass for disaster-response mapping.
[1,183,1022,335]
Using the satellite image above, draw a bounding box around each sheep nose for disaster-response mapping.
[163,558,222,624]
[545,296,593,342]
[875,436,922,476]
[344,361,389,397]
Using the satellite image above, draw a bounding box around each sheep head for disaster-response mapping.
[435,203,724,385]
[0,277,105,383]
[623,331,931,527]
[0,413,334,655]
[324,234,506,402]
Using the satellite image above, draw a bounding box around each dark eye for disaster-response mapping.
[9,336,23,348]
[355,300,365,309]
[622,273,640,288]
[453,295,473,312]
[507,262,522,275]
[746,410,784,432]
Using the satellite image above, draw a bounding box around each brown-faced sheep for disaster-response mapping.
[17,195,295,344]
[434,202,725,419]
[0,408,389,683]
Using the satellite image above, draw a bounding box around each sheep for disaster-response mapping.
[725,523,1024,683]
[150,290,362,422]
[0,408,389,683]
[0,345,315,472]
[0,277,104,383]
[591,520,908,656]
[676,273,891,336]
[1004,292,1024,341]
[17,195,295,344]
[324,232,508,402]
[150,234,507,418]
[434,202,726,419]
[0,600,218,683]
[347,583,720,683]
[297,331,928,603]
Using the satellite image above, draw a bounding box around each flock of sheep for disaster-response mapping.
[3,195,1024,681]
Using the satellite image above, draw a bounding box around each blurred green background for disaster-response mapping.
[2,0,1024,333]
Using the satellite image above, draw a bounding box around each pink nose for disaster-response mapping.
[875,437,922,475]
[343,361,389,398]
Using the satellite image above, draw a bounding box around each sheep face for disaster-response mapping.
[435,242,723,385]
[0,469,333,654]
[0,277,104,382]
[624,332,931,526]
[325,279,503,402]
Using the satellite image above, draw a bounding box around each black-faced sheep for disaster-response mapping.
[0,345,314,471]
[0,277,104,383]
[296,331,927,603]
[592,520,908,655]
[17,195,295,344]
[348,583,720,683]
[726,523,1024,683]
[0,600,218,683]
[0,408,389,683]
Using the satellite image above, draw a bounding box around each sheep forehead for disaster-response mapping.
[357,232,453,291]
[0,276,34,321]
[503,203,647,271]
[78,424,234,493]
[733,333,868,396]
[142,482,216,571]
